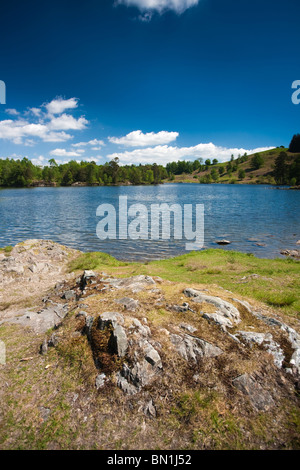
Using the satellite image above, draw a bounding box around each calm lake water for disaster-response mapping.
[0,184,299,260]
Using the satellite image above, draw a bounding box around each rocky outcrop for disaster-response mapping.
[184,288,241,327]
[1,240,300,429]
[170,333,223,362]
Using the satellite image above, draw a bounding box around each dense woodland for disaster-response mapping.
[0,134,300,188]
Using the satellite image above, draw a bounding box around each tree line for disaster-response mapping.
[0,157,168,187]
[0,134,299,188]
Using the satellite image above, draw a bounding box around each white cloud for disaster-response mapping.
[49,113,88,131]
[72,138,104,148]
[45,97,79,115]
[116,0,199,15]
[42,131,73,142]
[49,148,84,158]
[0,119,73,144]
[107,143,274,166]
[28,107,42,117]
[31,155,46,166]
[5,109,19,116]
[109,130,179,147]
[0,96,87,145]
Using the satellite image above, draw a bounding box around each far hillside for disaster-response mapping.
[165,134,300,186]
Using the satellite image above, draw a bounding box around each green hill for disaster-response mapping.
[166,147,300,185]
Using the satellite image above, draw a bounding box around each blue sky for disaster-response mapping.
[0,0,299,166]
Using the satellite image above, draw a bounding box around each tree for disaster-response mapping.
[109,157,119,184]
[289,134,300,153]
[251,153,264,170]
[273,152,288,184]
[238,169,246,180]
[205,159,211,166]
[210,168,219,182]
[212,158,218,165]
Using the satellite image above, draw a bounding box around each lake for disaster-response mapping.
[0,184,299,260]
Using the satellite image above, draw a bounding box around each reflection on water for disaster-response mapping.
[0,184,299,260]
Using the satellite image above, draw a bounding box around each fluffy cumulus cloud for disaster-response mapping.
[109,130,179,147]
[45,97,79,115]
[116,0,199,15]
[5,108,19,116]
[0,97,88,145]
[48,114,88,131]
[107,143,274,166]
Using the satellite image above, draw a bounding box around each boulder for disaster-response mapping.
[109,324,128,358]
[184,288,241,324]
[63,290,76,301]
[202,312,234,329]
[170,333,223,363]
[232,374,275,411]
[114,297,139,312]
[216,239,231,245]
[80,270,96,290]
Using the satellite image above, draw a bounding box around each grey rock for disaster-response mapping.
[236,331,267,346]
[76,310,87,318]
[203,312,234,329]
[170,333,223,362]
[236,303,300,374]
[129,318,151,337]
[63,289,76,301]
[184,288,241,324]
[144,342,162,368]
[110,324,128,358]
[232,374,275,411]
[170,302,195,313]
[280,249,300,258]
[95,373,106,389]
[85,315,94,341]
[116,340,162,394]
[80,270,96,290]
[97,312,124,330]
[180,323,197,334]
[116,372,138,395]
[144,399,156,418]
[104,275,156,292]
[216,239,231,245]
[40,338,48,355]
[0,302,69,334]
[48,333,60,348]
[39,407,51,422]
[114,297,139,311]
[236,331,285,369]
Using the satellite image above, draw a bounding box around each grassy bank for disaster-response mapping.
[69,249,300,320]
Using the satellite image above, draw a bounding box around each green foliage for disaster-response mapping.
[0,157,167,188]
[238,169,246,180]
[251,153,264,170]
[273,151,300,185]
[199,174,212,184]
[289,134,300,153]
